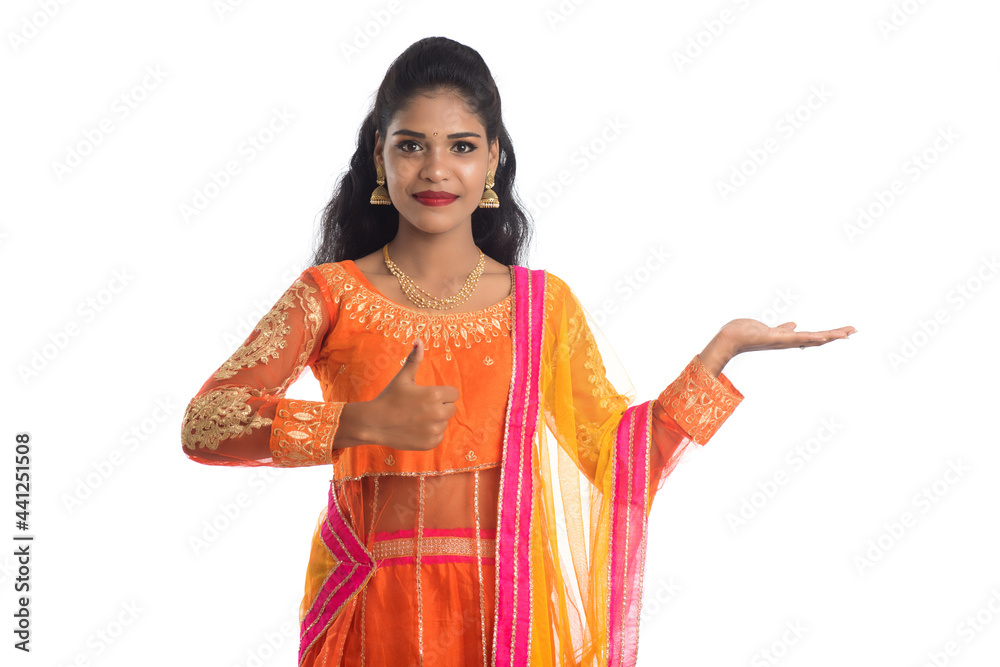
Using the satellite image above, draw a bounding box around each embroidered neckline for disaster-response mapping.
[340,259,514,321]
[312,261,514,361]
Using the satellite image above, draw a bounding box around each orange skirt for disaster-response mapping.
[300,528,497,666]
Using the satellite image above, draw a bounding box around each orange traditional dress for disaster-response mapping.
[181,259,743,666]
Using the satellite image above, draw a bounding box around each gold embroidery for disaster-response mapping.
[576,422,599,466]
[337,461,501,482]
[546,273,630,465]
[474,470,487,667]
[571,299,628,412]
[270,399,342,466]
[213,278,324,387]
[465,450,478,462]
[383,454,396,466]
[311,263,512,361]
[371,535,496,560]
[181,385,272,451]
[657,355,743,445]
[483,355,494,365]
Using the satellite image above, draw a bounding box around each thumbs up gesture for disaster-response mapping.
[368,337,459,452]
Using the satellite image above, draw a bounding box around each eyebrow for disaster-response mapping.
[391,129,481,139]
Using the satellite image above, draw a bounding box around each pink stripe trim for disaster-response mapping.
[492,265,545,667]
[378,555,498,568]
[493,266,528,665]
[607,401,653,667]
[372,527,497,541]
[298,481,376,665]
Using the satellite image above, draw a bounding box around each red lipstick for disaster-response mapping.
[413,190,458,206]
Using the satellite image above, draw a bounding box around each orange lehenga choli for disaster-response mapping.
[181,259,743,666]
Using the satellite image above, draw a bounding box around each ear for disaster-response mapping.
[373,129,384,170]
[488,136,499,175]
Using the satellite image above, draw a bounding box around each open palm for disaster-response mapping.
[720,319,856,354]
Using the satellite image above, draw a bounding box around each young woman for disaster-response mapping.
[181,36,853,667]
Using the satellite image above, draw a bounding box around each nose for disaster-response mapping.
[419,146,450,182]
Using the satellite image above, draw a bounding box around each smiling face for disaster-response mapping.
[374,88,499,234]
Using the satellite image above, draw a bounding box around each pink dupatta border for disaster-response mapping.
[295,264,547,666]
[297,478,376,665]
[607,401,654,666]
[295,263,656,666]
[491,264,546,667]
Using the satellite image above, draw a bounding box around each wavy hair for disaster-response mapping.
[310,36,533,268]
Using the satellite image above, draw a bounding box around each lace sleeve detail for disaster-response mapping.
[655,354,743,446]
[539,272,743,488]
[181,268,346,467]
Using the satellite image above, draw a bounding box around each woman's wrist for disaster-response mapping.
[332,401,378,449]
[698,334,737,378]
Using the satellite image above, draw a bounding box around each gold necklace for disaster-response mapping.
[382,244,485,310]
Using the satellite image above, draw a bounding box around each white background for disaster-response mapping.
[2,0,999,665]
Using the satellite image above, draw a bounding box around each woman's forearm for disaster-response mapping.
[698,333,736,378]
[331,401,379,449]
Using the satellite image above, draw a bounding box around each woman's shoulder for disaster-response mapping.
[537,269,574,305]
[304,259,353,282]
[299,261,357,306]
[541,269,570,291]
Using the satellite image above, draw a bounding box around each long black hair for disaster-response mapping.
[310,36,533,268]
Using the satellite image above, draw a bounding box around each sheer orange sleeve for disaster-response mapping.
[180,268,346,468]
[531,273,745,664]
[539,272,744,491]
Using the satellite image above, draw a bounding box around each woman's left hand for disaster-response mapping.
[720,319,856,355]
[698,319,855,377]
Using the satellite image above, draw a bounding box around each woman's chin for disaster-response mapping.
[397,207,474,232]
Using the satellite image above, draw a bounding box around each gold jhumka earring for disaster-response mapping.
[478,170,499,209]
[370,164,391,205]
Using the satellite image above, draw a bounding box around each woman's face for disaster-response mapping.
[374,89,499,233]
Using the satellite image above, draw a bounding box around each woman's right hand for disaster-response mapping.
[365,337,459,451]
